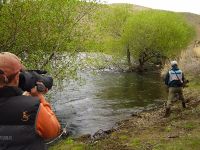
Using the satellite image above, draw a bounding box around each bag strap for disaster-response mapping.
[173,70,182,83]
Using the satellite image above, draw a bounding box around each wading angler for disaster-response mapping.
[164,61,187,117]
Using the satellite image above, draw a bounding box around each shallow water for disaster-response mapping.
[52,72,167,136]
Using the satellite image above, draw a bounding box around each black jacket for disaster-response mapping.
[0,86,46,150]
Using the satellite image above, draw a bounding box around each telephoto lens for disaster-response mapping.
[19,70,53,92]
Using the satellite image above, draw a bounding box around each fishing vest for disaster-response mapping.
[0,95,46,150]
[168,69,183,84]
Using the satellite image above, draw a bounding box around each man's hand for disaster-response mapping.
[30,82,48,97]
[23,82,48,97]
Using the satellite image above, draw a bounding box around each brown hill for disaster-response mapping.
[182,12,200,39]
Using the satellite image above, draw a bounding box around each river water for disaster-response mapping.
[52,72,167,136]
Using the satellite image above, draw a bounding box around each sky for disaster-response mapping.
[104,0,200,15]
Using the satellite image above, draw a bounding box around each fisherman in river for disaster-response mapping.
[164,60,187,117]
[0,52,61,150]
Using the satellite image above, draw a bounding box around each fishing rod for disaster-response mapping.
[45,123,69,145]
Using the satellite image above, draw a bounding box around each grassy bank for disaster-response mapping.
[50,77,200,150]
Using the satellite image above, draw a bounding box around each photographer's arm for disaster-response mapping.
[34,93,61,140]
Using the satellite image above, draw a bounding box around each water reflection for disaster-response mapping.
[52,72,167,136]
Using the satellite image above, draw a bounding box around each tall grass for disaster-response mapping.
[179,44,200,76]
[161,41,200,79]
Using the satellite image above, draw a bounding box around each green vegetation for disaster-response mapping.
[50,138,85,150]
[0,2,195,76]
[188,79,200,90]
[97,7,195,71]
[0,0,98,80]
[123,10,195,71]
[1,2,199,149]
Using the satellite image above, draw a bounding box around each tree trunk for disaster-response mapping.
[40,52,55,69]
[138,58,144,72]
[126,45,132,71]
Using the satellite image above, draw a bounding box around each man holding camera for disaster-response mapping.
[0,52,61,150]
[164,60,186,117]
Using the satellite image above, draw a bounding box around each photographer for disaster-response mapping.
[0,52,61,150]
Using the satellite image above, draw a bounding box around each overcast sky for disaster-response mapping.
[104,0,200,15]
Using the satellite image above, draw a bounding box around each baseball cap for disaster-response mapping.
[170,60,178,66]
[0,52,24,77]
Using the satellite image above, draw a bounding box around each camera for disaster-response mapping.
[19,70,53,92]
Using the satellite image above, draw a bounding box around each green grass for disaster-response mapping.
[183,122,198,131]
[130,138,141,148]
[187,76,200,90]
[119,135,129,141]
[153,136,200,150]
[49,138,86,150]
[165,126,172,132]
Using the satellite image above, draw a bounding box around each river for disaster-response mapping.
[52,71,167,137]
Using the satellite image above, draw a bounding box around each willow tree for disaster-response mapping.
[0,0,98,79]
[94,4,133,67]
[122,10,195,71]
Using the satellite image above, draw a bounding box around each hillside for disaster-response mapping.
[183,13,200,39]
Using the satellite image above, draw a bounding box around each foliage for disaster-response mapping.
[0,1,196,76]
[95,7,195,71]
[99,4,132,39]
[125,10,195,57]
[0,0,98,79]
[93,4,133,55]
[122,10,195,69]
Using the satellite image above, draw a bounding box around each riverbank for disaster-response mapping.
[50,76,200,150]
[49,8,200,150]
